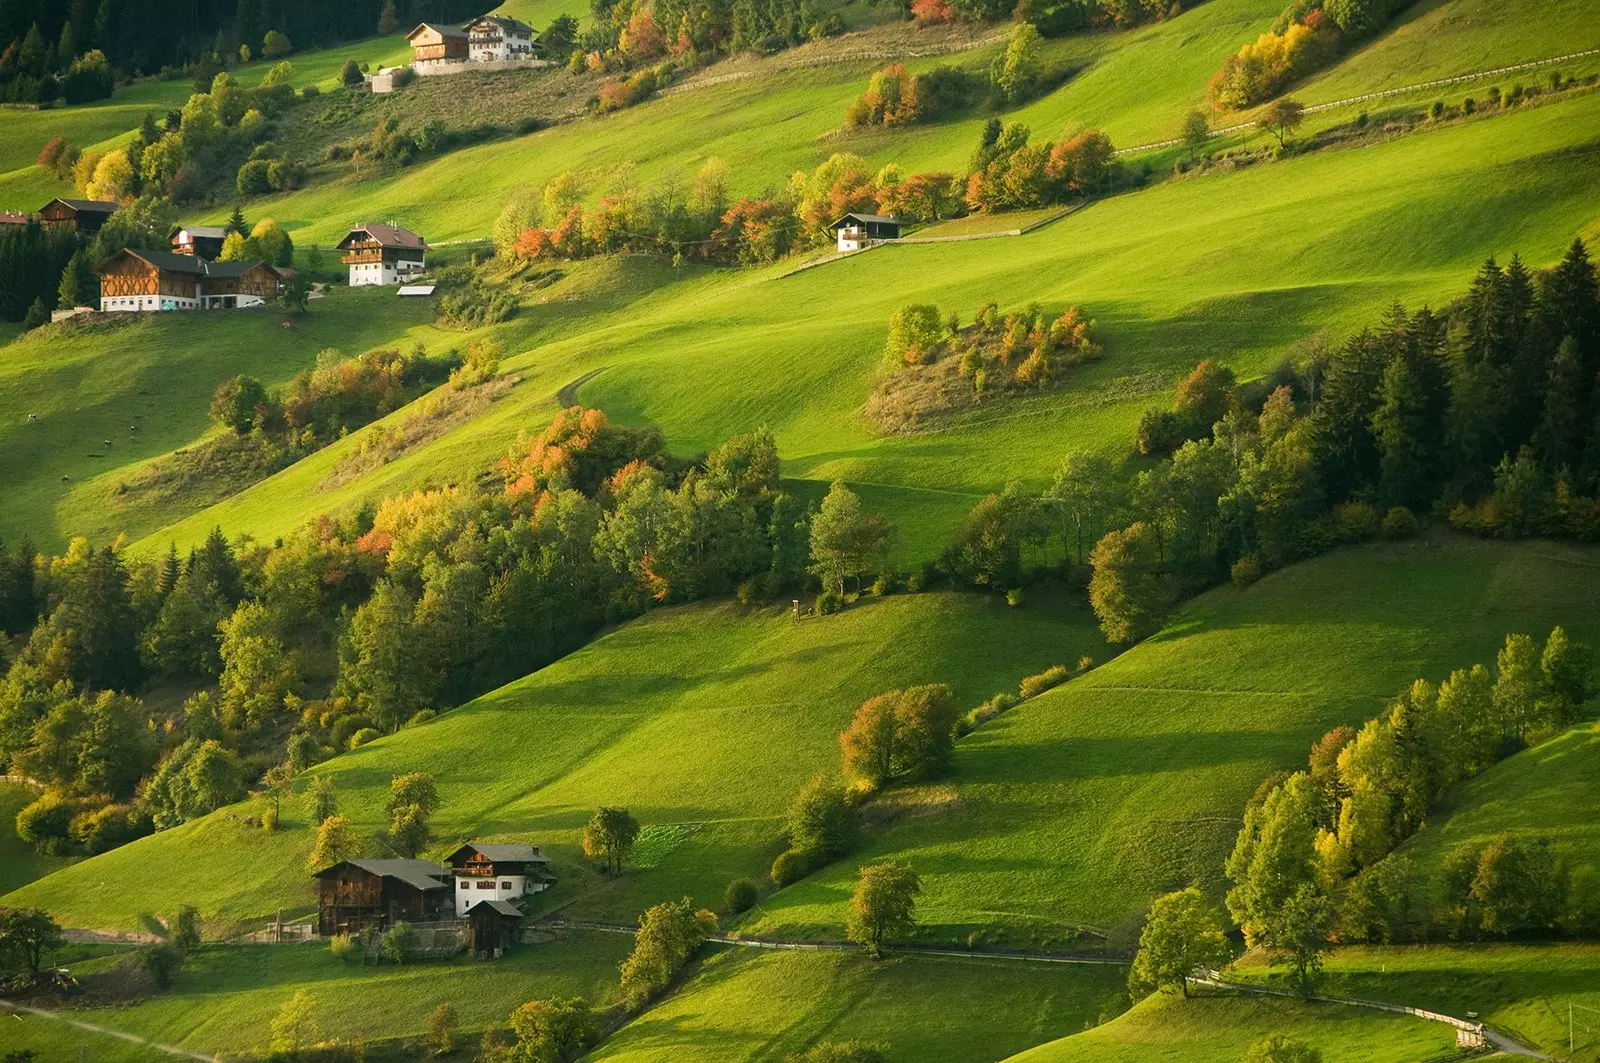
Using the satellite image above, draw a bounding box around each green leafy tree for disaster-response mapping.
[619,898,718,1007]
[846,861,921,958]
[785,774,857,861]
[306,814,359,871]
[1087,521,1175,643]
[1226,773,1320,946]
[1046,453,1122,565]
[309,775,338,825]
[1265,883,1334,996]
[172,905,201,952]
[270,989,319,1059]
[1261,97,1305,149]
[509,996,600,1062]
[262,30,292,58]
[1128,887,1230,998]
[381,921,417,963]
[209,374,269,434]
[838,684,959,786]
[0,907,63,975]
[1180,109,1210,159]
[808,482,894,596]
[218,601,299,730]
[424,1002,456,1056]
[1242,1036,1322,1063]
[582,806,640,875]
[340,579,436,732]
[53,546,143,692]
[989,22,1042,104]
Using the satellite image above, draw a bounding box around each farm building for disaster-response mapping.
[170,225,228,259]
[406,22,469,62]
[447,842,555,918]
[467,15,536,61]
[39,198,119,233]
[0,211,29,227]
[467,900,524,955]
[829,213,902,253]
[337,223,428,287]
[314,859,452,937]
[94,249,283,312]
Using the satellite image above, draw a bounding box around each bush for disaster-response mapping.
[771,848,813,886]
[329,933,359,961]
[871,571,897,596]
[16,791,76,852]
[1231,553,1263,587]
[261,805,279,831]
[1019,665,1068,699]
[1332,501,1378,542]
[380,921,417,963]
[1005,588,1024,607]
[341,58,363,87]
[404,709,437,728]
[1381,506,1418,539]
[327,715,375,750]
[236,159,273,195]
[141,942,185,990]
[737,571,779,605]
[724,877,759,914]
[815,590,845,615]
[301,84,320,99]
[347,727,380,749]
[1430,99,1446,120]
[959,692,1017,734]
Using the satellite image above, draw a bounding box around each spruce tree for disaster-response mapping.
[22,297,47,330]
[225,203,248,237]
[1533,338,1586,474]
[56,546,144,692]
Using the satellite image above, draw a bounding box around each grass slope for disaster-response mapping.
[1003,989,1455,1063]
[112,90,1600,565]
[591,946,1128,1063]
[2,591,1106,931]
[745,532,1600,944]
[0,287,438,551]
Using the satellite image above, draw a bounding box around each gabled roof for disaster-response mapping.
[337,223,427,251]
[829,213,901,229]
[313,858,451,891]
[95,248,279,279]
[473,899,525,918]
[407,21,469,41]
[470,14,535,36]
[447,842,548,865]
[43,197,121,214]
[171,225,228,240]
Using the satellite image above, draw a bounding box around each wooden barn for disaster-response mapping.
[313,859,452,937]
[407,22,469,62]
[467,899,524,955]
[94,249,282,312]
[39,198,120,233]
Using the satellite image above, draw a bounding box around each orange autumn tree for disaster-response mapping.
[501,406,668,501]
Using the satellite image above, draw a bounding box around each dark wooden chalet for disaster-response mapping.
[467,899,523,955]
[170,225,228,258]
[828,212,902,252]
[314,859,452,936]
[39,198,120,233]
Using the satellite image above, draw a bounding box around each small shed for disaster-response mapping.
[467,899,523,956]
[39,198,120,233]
[829,213,902,253]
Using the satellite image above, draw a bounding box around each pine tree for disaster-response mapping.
[22,297,48,330]
[376,0,398,36]
[155,543,182,598]
[1370,307,1449,508]
[1533,338,1587,475]
[57,249,93,309]
[190,526,244,604]
[225,203,248,237]
[55,546,144,692]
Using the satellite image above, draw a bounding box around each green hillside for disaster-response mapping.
[2,591,1106,930]
[1003,990,1455,1063]
[744,532,1600,943]
[77,89,1600,565]
[0,781,72,893]
[591,947,1128,1063]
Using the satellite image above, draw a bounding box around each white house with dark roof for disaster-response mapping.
[829,213,903,253]
[446,842,556,917]
[466,15,536,62]
[336,223,428,287]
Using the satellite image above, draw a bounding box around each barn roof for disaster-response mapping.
[829,213,901,229]
[96,248,278,278]
[471,14,535,35]
[313,859,451,890]
[172,224,228,240]
[407,22,468,40]
[42,197,120,215]
[337,223,427,251]
[474,899,525,918]
[204,260,280,279]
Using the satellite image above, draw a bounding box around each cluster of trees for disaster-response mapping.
[576,0,843,78]
[844,63,979,128]
[1225,630,1595,972]
[0,0,486,90]
[873,299,1102,431]
[1082,239,1600,643]
[0,37,113,104]
[1209,0,1411,108]
[963,118,1117,212]
[2,415,889,860]
[0,218,80,324]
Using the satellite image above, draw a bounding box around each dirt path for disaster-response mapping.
[1115,46,1600,156]
[1192,975,1552,1059]
[0,999,218,1062]
[555,366,608,408]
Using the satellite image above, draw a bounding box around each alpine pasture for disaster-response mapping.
[3,0,1600,1058]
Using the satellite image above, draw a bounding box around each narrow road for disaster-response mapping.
[0,999,218,1062]
[551,918,1130,965]
[1191,976,1552,1059]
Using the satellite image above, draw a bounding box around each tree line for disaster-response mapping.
[0,413,901,860]
[1209,0,1413,109]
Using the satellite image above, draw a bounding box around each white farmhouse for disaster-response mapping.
[466,15,536,62]
[446,842,555,917]
[336,223,428,287]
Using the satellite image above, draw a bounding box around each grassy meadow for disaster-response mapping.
[743,532,1600,944]
[56,88,1600,568]
[590,946,1129,1063]
[0,781,72,893]
[1003,989,1456,1063]
[1,590,1107,931]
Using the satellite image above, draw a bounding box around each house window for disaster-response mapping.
[460,881,469,889]
[476,881,494,889]
[500,880,512,890]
